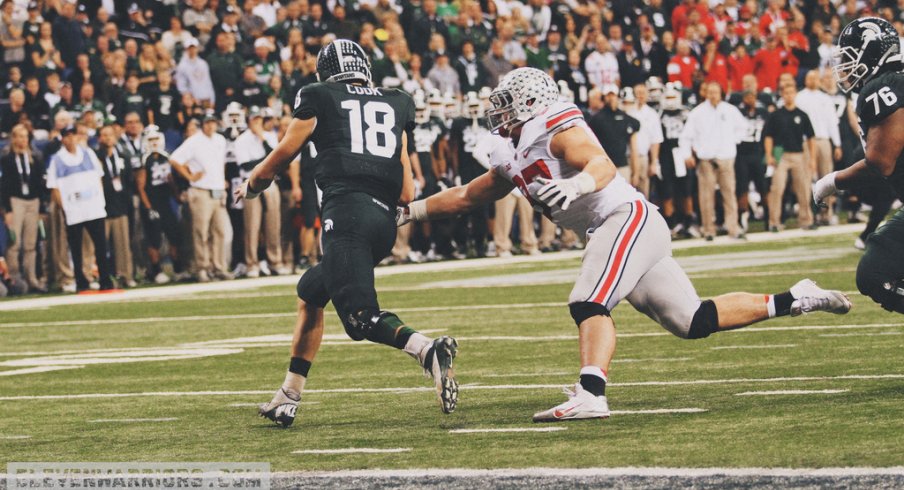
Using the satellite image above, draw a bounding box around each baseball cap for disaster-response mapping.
[184,37,200,48]
[601,83,619,96]
[27,1,38,10]
[247,106,263,120]
[60,124,77,136]
[202,110,218,123]
[225,4,238,14]
[127,2,139,14]
[77,3,86,13]
[253,37,273,49]
[549,24,560,33]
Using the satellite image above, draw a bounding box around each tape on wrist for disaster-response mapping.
[408,199,428,222]
[573,172,597,195]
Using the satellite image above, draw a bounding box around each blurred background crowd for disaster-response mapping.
[0,0,896,295]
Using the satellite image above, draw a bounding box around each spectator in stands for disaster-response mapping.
[1,124,45,291]
[667,38,697,87]
[753,33,797,91]
[47,124,114,291]
[0,89,28,135]
[175,37,216,108]
[454,40,486,93]
[764,83,817,232]
[23,76,50,132]
[182,0,218,48]
[681,81,745,240]
[556,49,591,108]
[170,112,231,282]
[410,0,448,56]
[482,39,512,87]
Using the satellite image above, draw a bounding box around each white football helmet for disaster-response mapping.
[557,80,574,103]
[222,102,246,130]
[428,89,444,118]
[620,86,636,108]
[662,83,683,111]
[413,89,431,124]
[646,76,664,104]
[443,91,460,119]
[142,125,166,155]
[463,91,483,119]
[487,67,559,133]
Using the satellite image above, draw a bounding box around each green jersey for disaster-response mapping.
[856,71,904,199]
[292,81,416,207]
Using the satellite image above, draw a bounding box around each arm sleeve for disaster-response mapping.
[292,85,320,120]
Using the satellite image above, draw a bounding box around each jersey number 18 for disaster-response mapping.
[341,100,397,158]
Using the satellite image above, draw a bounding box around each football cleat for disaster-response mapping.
[423,336,458,414]
[258,388,300,428]
[533,383,610,423]
[789,279,853,316]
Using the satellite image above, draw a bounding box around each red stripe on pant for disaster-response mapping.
[592,200,646,305]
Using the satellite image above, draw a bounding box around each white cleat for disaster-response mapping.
[258,387,300,428]
[789,279,853,316]
[423,336,458,414]
[533,384,610,423]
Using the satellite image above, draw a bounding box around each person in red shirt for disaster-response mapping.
[752,35,797,90]
[672,0,711,40]
[702,37,729,92]
[727,44,754,92]
[759,0,790,37]
[667,39,699,87]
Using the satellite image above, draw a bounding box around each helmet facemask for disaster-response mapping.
[833,45,871,94]
[487,89,519,133]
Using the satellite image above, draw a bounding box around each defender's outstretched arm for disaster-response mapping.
[410,169,515,221]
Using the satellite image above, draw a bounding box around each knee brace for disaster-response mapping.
[342,309,406,344]
[569,302,611,327]
[341,309,381,341]
[687,300,719,339]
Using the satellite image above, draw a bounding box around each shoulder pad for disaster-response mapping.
[857,72,904,128]
[544,102,584,135]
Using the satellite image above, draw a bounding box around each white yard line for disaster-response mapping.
[735,389,849,396]
[88,418,178,423]
[291,448,411,455]
[0,366,82,376]
[611,408,707,415]
[228,402,319,407]
[279,466,904,478]
[820,332,902,337]
[0,435,31,440]
[449,427,566,434]
[2,374,903,401]
[711,344,798,350]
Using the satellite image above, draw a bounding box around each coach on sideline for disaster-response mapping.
[171,112,232,282]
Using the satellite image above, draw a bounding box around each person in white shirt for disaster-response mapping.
[625,84,664,199]
[584,35,619,88]
[46,125,114,291]
[795,69,842,224]
[680,81,746,240]
[234,109,286,277]
[171,112,231,282]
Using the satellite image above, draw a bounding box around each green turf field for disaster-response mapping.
[1,233,903,471]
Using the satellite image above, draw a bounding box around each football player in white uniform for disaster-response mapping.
[398,67,853,422]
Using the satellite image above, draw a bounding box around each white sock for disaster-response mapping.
[766,294,777,318]
[580,365,608,383]
[282,371,305,396]
[403,333,432,364]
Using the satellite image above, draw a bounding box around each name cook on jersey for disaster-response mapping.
[294,84,385,107]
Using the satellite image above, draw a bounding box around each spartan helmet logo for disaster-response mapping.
[860,22,882,43]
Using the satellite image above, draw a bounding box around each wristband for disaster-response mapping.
[573,172,597,195]
[244,179,262,200]
[408,199,428,222]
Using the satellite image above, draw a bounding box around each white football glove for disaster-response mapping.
[812,171,838,208]
[396,206,411,227]
[533,173,596,211]
[147,209,160,221]
[397,200,427,227]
